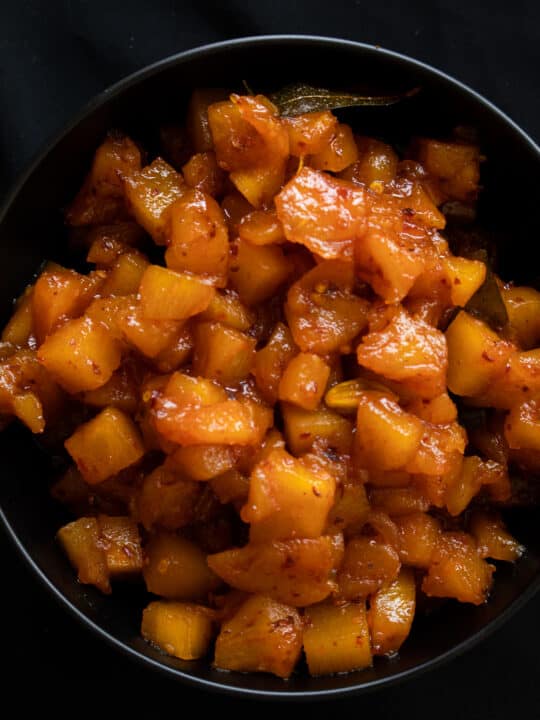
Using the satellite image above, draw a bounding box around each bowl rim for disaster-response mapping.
[1,33,540,700]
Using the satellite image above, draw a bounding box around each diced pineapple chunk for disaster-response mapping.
[1,286,34,347]
[66,134,141,226]
[57,514,143,593]
[415,138,480,201]
[182,151,225,197]
[230,163,285,208]
[135,464,201,531]
[143,532,220,600]
[164,371,227,407]
[278,352,330,410]
[238,209,286,246]
[505,399,540,451]
[368,568,415,656]
[214,595,302,678]
[282,403,353,456]
[123,157,185,244]
[341,137,398,186]
[165,189,229,284]
[422,531,494,604]
[502,285,540,349]
[303,601,372,675]
[192,321,256,385]
[100,252,148,297]
[285,260,370,354]
[445,310,514,396]
[199,290,255,331]
[253,322,297,404]
[142,601,215,660]
[309,123,358,173]
[208,535,344,607]
[357,307,447,400]
[241,448,336,541]
[443,255,486,307]
[32,266,103,343]
[469,510,524,562]
[229,238,293,306]
[337,537,400,599]
[154,397,272,447]
[394,512,441,569]
[356,391,424,470]
[64,407,144,485]
[116,299,184,358]
[38,317,121,393]
[97,515,143,577]
[57,517,110,593]
[139,265,215,321]
[167,444,238,481]
[283,111,337,157]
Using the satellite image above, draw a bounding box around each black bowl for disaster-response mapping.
[1,35,539,700]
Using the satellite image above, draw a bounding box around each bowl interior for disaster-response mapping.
[1,36,540,698]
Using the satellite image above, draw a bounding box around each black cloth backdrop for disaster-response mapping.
[1,0,539,714]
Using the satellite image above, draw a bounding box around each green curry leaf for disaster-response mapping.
[269,83,420,116]
[463,249,508,331]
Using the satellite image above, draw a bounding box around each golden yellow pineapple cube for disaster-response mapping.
[214,595,302,678]
[139,265,215,321]
[303,601,372,675]
[241,448,335,542]
[64,407,145,485]
[38,317,121,394]
[142,601,215,660]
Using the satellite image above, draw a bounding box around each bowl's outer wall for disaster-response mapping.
[1,37,540,697]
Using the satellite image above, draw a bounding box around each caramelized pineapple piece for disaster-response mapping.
[38,317,121,394]
[309,123,359,173]
[143,532,221,600]
[282,402,354,456]
[214,595,302,678]
[64,407,144,485]
[356,391,424,471]
[422,531,494,605]
[208,535,344,607]
[66,133,141,226]
[278,352,330,410]
[337,537,401,599]
[139,265,214,321]
[241,448,336,542]
[394,512,441,569]
[303,600,372,676]
[165,189,229,285]
[469,510,524,562]
[368,568,415,656]
[57,514,143,593]
[285,260,370,354]
[123,157,185,244]
[229,238,293,306]
[253,322,297,404]
[283,111,338,157]
[192,321,256,385]
[135,464,201,531]
[357,306,447,400]
[142,601,215,660]
[445,310,514,396]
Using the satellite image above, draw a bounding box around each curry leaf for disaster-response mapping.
[446,226,508,331]
[269,83,420,117]
[465,254,509,331]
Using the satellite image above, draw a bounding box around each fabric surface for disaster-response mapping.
[1,0,539,713]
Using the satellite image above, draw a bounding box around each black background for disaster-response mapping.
[1,0,539,714]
